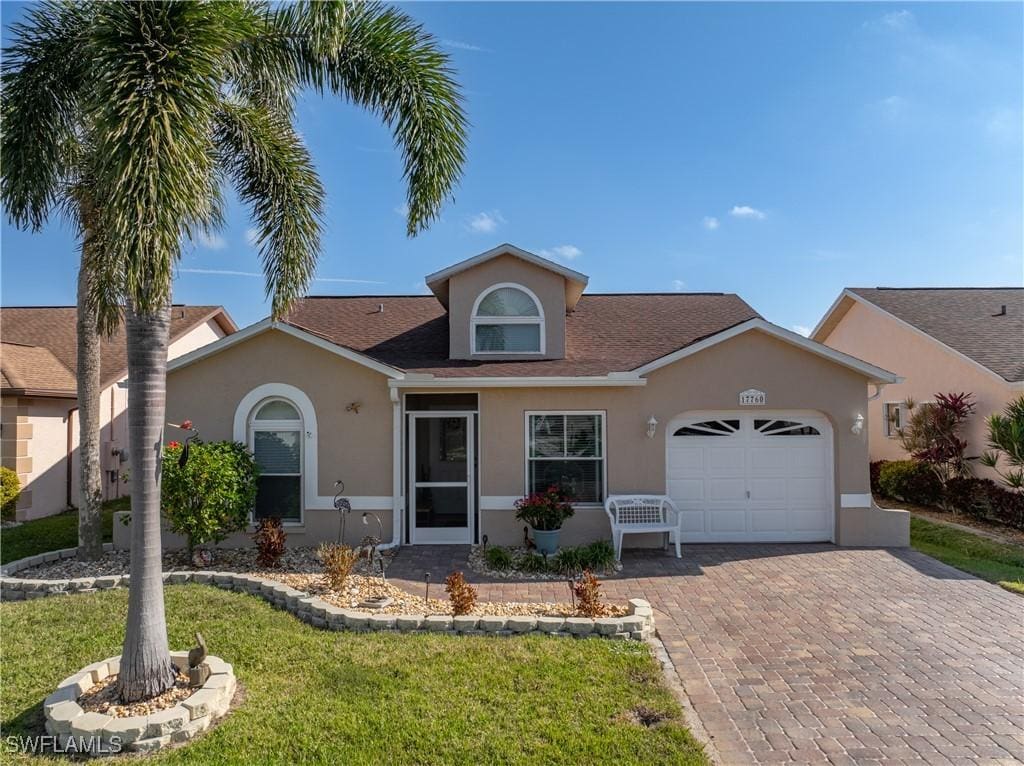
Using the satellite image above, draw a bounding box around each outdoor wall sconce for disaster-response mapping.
[851,413,865,435]
[646,416,658,439]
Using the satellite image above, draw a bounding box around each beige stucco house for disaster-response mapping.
[813,287,1024,481]
[163,245,908,550]
[1,305,236,520]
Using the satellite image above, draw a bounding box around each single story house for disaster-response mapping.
[1,305,236,519]
[812,287,1023,480]
[164,245,908,550]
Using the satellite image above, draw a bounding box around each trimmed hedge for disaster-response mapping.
[874,459,1024,530]
[878,460,943,506]
[0,466,20,521]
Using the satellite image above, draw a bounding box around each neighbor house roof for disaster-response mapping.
[280,292,761,377]
[1,305,237,396]
[812,287,1024,383]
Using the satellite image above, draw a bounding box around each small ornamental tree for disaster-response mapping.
[981,395,1024,491]
[898,393,976,489]
[162,440,259,555]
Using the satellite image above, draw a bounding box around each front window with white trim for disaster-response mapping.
[472,283,544,353]
[249,398,302,522]
[527,412,605,503]
[883,402,903,438]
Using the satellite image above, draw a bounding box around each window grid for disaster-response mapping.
[525,412,606,504]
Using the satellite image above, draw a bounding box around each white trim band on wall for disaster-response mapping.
[840,493,873,509]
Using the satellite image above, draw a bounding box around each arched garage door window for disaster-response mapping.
[249,398,302,522]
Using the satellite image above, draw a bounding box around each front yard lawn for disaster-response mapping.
[0,498,125,565]
[0,585,708,765]
[911,516,1024,594]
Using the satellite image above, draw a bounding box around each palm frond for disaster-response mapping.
[214,98,324,319]
[283,1,467,236]
[1,0,92,230]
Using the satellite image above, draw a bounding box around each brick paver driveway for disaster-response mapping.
[389,544,1024,764]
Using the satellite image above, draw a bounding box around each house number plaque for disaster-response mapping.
[739,389,766,406]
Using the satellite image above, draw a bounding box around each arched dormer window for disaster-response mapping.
[248,398,303,523]
[471,283,545,354]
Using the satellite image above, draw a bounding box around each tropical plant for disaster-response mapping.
[898,393,977,487]
[552,540,616,575]
[161,440,259,556]
[253,517,288,569]
[1,0,465,703]
[1,466,21,521]
[483,545,513,571]
[444,571,477,616]
[317,542,358,590]
[981,396,1024,490]
[514,485,576,531]
[515,551,550,574]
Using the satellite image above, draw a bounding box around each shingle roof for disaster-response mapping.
[848,287,1024,382]
[284,293,760,377]
[0,341,78,396]
[1,305,236,394]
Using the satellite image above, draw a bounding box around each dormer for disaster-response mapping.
[425,244,588,361]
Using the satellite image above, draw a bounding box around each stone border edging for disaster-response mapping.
[44,652,236,754]
[1,551,655,641]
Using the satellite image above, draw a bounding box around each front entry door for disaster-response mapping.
[409,413,474,544]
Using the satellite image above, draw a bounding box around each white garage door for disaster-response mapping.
[667,413,833,543]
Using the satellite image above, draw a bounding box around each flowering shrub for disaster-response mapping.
[162,439,259,554]
[514,485,575,531]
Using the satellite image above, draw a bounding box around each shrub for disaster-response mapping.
[878,460,943,506]
[514,485,575,531]
[552,540,617,575]
[1,466,20,521]
[444,571,477,615]
[942,477,988,519]
[981,395,1024,490]
[318,543,358,590]
[162,440,259,554]
[938,477,1024,530]
[986,484,1024,530]
[573,570,604,617]
[516,551,549,573]
[483,545,513,570]
[898,393,976,485]
[869,461,887,495]
[253,517,287,568]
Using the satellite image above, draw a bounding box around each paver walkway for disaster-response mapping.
[388,544,1024,765]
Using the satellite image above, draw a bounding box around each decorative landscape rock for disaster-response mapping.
[2,550,656,644]
[43,653,236,754]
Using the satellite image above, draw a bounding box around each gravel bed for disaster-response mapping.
[80,670,193,718]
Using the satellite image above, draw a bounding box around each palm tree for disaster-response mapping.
[2,0,465,702]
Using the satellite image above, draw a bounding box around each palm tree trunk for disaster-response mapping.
[117,303,175,703]
[76,219,104,560]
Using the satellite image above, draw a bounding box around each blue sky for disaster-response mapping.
[2,2,1021,334]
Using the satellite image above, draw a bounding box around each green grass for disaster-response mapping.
[0,585,708,765]
[0,497,126,565]
[911,516,1024,594]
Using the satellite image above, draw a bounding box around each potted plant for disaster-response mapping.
[515,485,575,555]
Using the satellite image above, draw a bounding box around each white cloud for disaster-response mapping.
[466,210,505,234]
[394,203,410,218]
[671,279,687,292]
[178,268,383,285]
[196,231,227,250]
[442,39,488,52]
[792,325,812,337]
[864,9,914,32]
[539,245,583,260]
[702,216,720,231]
[244,227,260,247]
[729,205,766,220]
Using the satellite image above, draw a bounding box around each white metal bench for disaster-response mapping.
[604,494,682,561]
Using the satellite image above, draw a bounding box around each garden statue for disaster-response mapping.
[334,479,352,543]
[187,631,211,687]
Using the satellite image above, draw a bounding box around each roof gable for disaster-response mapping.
[425,244,589,310]
[814,288,1024,383]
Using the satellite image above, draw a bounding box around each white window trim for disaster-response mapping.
[523,410,607,506]
[883,401,902,438]
[248,400,304,524]
[471,282,546,355]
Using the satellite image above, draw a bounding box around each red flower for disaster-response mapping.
[181,419,193,430]
[167,441,181,449]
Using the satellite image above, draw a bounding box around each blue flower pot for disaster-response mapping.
[531,527,561,556]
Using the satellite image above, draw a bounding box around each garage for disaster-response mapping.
[666,412,833,542]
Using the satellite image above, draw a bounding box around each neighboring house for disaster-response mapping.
[812,287,1024,480]
[161,244,907,551]
[1,305,237,520]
